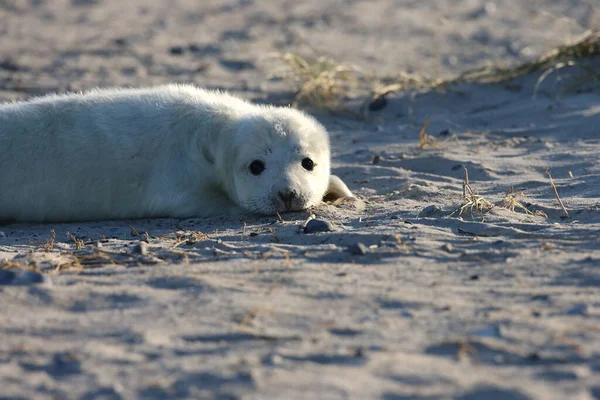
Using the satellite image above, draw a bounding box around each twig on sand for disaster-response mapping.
[545,168,569,217]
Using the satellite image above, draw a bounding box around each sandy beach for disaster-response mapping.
[1,1,599,399]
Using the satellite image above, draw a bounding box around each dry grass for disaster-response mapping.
[66,232,84,250]
[502,188,548,218]
[459,167,494,219]
[270,52,373,114]
[172,231,209,249]
[273,29,599,114]
[418,120,437,149]
[42,229,56,251]
[545,168,569,217]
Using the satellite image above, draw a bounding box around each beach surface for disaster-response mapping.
[1,1,599,399]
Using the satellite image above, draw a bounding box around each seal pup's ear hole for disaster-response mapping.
[323,175,353,202]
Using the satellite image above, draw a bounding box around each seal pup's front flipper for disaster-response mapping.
[323,175,353,202]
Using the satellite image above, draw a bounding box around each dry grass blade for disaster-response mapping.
[43,229,56,251]
[459,167,494,219]
[418,120,436,149]
[66,232,84,250]
[545,168,569,217]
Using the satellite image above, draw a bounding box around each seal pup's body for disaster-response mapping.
[0,84,352,222]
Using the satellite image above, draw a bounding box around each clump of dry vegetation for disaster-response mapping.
[42,229,56,251]
[458,167,494,220]
[270,52,372,113]
[502,187,548,218]
[66,232,84,250]
[272,29,599,114]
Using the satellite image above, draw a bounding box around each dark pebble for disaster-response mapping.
[368,95,387,112]
[0,59,21,72]
[418,205,443,218]
[348,242,368,255]
[469,274,479,280]
[219,59,255,71]
[372,155,381,164]
[114,37,127,46]
[169,46,185,55]
[304,219,334,233]
[438,129,452,137]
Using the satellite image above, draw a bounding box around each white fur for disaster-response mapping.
[0,84,352,222]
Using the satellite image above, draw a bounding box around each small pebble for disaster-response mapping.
[348,242,368,255]
[303,219,334,233]
[372,155,381,164]
[132,242,148,256]
[169,46,185,55]
[368,95,387,112]
[418,205,443,218]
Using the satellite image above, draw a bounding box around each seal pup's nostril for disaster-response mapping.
[278,190,297,210]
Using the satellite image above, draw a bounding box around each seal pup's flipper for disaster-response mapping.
[323,175,353,202]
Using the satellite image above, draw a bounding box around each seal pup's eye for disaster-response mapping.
[301,157,314,171]
[249,160,265,175]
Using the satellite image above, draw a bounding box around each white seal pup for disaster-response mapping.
[0,84,353,222]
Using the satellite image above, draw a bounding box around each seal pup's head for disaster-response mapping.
[229,107,341,215]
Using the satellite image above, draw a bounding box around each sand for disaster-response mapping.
[1,1,599,399]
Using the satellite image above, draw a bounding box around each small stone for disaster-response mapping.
[132,242,148,256]
[303,219,334,233]
[441,243,455,253]
[469,274,480,280]
[0,269,16,285]
[114,37,127,46]
[368,95,387,112]
[418,205,443,218]
[348,242,368,255]
[372,155,381,164]
[438,129,452,137]
[169,46,185,55]
[219,59,255,71]
[13,270,45,285]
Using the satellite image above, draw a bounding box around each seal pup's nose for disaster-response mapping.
[278,190,298,210]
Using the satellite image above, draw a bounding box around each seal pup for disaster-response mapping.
[0,84,353,222]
